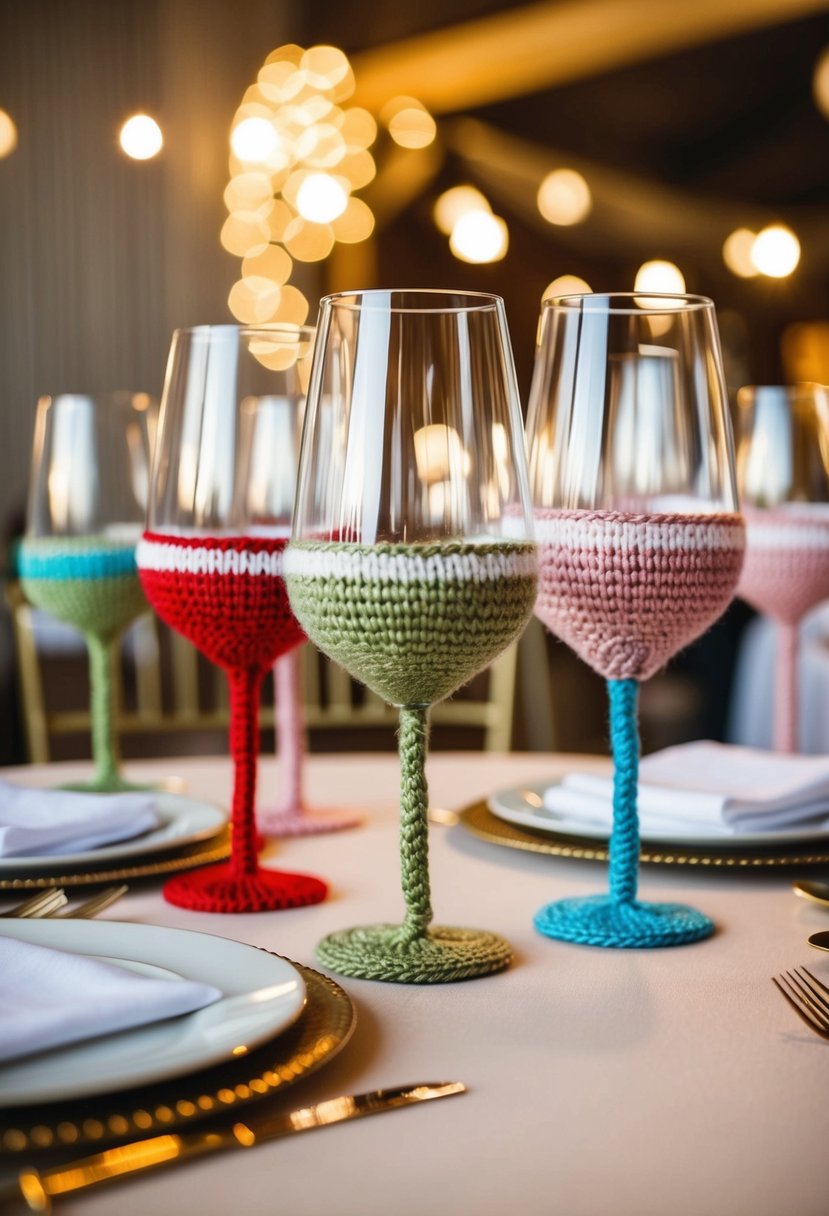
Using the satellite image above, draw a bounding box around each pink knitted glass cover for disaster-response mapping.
[534,509,746,681]
[738,508,829,625]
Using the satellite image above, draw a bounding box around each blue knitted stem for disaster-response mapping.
[607,678,640,906]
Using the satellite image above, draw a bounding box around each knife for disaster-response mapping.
[6,1082,466,1213]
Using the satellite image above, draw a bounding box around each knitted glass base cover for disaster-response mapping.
[137,533,327,914]
[285,539,537,982]
[533,510,745,949]
[19,537,148,792]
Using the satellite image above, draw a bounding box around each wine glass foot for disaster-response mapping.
[534,894,714,948]
[257,805,362,838]
[316,923,512,983]
[162,863,327,914]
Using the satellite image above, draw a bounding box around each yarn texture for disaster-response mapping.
[285,538,537,982]
[534,509,745,681]
[137,532,326,914]
[19,537,147,791]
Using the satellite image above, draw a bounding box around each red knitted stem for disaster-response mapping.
[229,666,262,879]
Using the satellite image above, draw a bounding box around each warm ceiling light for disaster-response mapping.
[543,275,592,300]
[751,224,800,278]
[634,260,686,294]
[0,109,18,158]
[449,211,508,263]
[813,46,829,120]
[231,116,279,162]
[722,228,758,278]
[537,169,591,226]
[433,186,490,235]
[295,172,348,223]
[119,114,163,160]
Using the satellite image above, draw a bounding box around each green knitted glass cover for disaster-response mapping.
[19,536,147,791]
[285,540,538,707]
[285,539,538,983]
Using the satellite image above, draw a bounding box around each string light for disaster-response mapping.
[751,224,800,278]
[449,211,508,263]
[433,186,490,235]
[381,96,437,149]
[722,228,758,278]
[634,260,686,294]
[0,109,17,158]
[119,114,163,160]
[537,169,591,226]
[295,173,349,223]
[542,275,592,300]
[231,117,279,163]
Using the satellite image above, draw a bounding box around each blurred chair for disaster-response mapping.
[5,581,535,763]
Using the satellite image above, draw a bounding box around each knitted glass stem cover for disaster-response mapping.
[533,509,745,949]
[136,533,327,913]
[257,648,362,838]
[18,537,147,792]
[285,539,537,982]
[737,508,829,752]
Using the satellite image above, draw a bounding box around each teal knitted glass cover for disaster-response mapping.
[19,536,146,792]
[285,539,538,983]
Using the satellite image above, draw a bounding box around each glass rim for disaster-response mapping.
[171,323,316,341]
[320,288,504,314]
[737,382,828,399]
[542,291,714,315]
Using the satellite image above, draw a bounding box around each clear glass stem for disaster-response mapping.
[774,621,799,754]
[274,648,305,813]
[86,632,120,789]
[228,667,263,879]
[607,678,640,906]
[397,704,433,943]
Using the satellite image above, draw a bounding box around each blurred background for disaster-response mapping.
[1,0,828,765]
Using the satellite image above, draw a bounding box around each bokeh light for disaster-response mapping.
[722,228,759,278]
[543,275,592,300]
[634,260,686,294]
[537,169,591,226]
[751,224,801,278]
[231,116,279,162]
[433,186,490,235]
[813,46,829,120]
[0,109,18,158]
[119,114,163,160]
[295,172,349,223]
[449,211,508,263]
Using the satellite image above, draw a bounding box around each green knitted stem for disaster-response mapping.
[20,538,147,791]
[286,541,537,706]
[397,705,433,944]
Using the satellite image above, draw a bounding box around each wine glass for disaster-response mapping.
[19,392,155,791]
[526,292,745,948]
[136,324,327,913]
[735,384,829,753]
[246,391,361,837]
[285,288,538,983]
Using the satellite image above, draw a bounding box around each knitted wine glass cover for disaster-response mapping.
[284,539,537,982]
[532,509,745,949]
[738,508,829,625]
[19,537,148,792]
[136,533,326,914]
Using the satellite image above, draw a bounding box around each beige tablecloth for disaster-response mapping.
[2,751,827,1216]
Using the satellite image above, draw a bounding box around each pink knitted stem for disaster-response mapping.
[774,621,799,753]
[274,648,305,813]
[534,509,745,680]
[738,509,829,625]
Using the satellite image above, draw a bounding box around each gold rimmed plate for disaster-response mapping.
[458,800,829,869]
[0,943,354,1154]
[0,828,231,889]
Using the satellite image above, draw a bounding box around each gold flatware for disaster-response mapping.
[793,879,829,907]
[8,1082,465,1212]
[0,889,68,918]
[772,966,829,1039]
[59,884,128,918]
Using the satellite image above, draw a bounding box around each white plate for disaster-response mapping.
[0,920,306,1106]
[489,779,829,847]
[0,792,227,874]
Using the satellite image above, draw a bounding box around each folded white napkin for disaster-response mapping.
[0,780,162,857]
[0,936,222,1064]
[542,741,829,835]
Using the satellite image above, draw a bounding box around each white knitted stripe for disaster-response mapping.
[533,515,745,553]
[745,522,829,550]
[283,546,537,584]
[136,538,284,577]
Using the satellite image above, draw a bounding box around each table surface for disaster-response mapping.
[2,750,828,1216]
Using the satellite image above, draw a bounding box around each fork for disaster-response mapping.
[0,887,68,918]
[772,966,829,1039]
[60,884,128,918]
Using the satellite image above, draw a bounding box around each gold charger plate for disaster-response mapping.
[458,800,829,869]
[0,828,232,890]
[0,956,355,1155]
